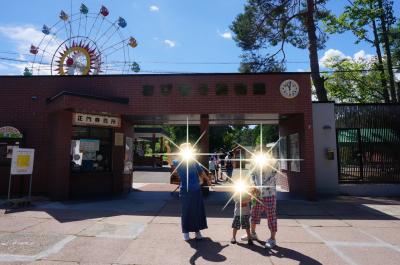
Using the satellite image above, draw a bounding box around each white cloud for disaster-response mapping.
[0,25,61,75]
[320,49,351,67]
[0,26,44,46]
[149,5,159,12]
[164,39,176,48]
[218,30,232,39]
[320,49,376,68]
[353,50,374,62]
[395,72,400,82]
[0,61,51,75]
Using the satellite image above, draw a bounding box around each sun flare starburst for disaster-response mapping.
[156,120,303,220]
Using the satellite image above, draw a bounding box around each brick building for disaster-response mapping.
[0,73,315,200]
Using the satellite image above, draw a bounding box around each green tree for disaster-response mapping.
[325,0,397,102]
[254,125,279,146]
[231,0,330,101]
[323,56,385,103]
[162,125,200,149]
[391,21,400,66]
[377,0,397,101]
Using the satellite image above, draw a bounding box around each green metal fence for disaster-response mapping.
[335,104,400,183]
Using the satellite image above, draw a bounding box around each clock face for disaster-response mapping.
[280,80,300,99]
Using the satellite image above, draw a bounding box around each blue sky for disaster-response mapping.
[0,0,398,75]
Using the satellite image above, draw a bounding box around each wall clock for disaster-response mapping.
[280,80,300,99]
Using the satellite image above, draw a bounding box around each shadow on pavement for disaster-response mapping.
[1,189,399,223]
[237,242,322,265]
[187,237,228,265]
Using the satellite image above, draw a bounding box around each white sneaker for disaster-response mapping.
[241,232,258,241]
[265,238,276,249]
[195,232,203,240]
[183,233,190,241]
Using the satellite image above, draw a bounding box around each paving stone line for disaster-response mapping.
[302,224,358,265]
[357,228,400,254]
[0,235,75,263]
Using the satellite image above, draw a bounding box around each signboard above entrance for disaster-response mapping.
[73,113,121,128]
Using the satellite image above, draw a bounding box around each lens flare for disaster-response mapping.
[235,180,248,194]
[179,143,196,162]
[252,152,274,168]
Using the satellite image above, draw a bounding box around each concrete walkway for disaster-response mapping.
[1,185,400,265]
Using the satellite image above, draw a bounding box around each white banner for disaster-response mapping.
[11,148,35,175]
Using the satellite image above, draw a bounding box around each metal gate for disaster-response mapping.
[336,104,400,184]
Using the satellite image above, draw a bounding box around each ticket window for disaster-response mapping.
[0,140,21,162]
[70,126,112,173]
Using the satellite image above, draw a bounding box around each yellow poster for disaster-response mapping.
[17,155,30,168]
[11,148,35,175]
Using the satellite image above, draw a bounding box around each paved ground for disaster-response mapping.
[132,171,171,184]
[1,183,400,265]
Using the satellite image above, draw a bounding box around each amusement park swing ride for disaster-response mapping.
[27,3,140,76]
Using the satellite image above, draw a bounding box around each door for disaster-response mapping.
[337,129,363,183]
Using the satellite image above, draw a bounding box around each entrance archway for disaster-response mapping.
[1,73,315,199]
[128,112,310,198]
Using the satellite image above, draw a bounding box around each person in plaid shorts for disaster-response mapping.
[242,161,278,249]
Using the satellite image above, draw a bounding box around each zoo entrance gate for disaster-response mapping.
[335,104,400,184]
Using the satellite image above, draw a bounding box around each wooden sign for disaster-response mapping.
[73,113,121,128]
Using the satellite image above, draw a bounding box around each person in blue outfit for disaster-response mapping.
[173,143,208,241]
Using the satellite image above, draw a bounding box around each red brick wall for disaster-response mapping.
[279,113,316,199]
[48,110,72,200]
[0,73,314,199]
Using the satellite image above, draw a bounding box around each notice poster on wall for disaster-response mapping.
[115,133,124,146]
[279,137,287,170]
[7,146,18,159]
[82,151,96,161]
[289,133,300,172]
[124,137,133,174]
[79,139,100,152]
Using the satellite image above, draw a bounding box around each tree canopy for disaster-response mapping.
[323,56,386,103]
[231,0,330,101]
[325,0,398,102]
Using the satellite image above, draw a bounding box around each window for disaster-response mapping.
[160,84,173,96]
[216,83,228,95]
[198,83,208,95]
[178,84,191,96]
[70,126,113,173]
[234,83,247,95]
[142,85,154,96]
[253,83,266,95]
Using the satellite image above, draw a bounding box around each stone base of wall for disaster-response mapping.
[339,184,400,197]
